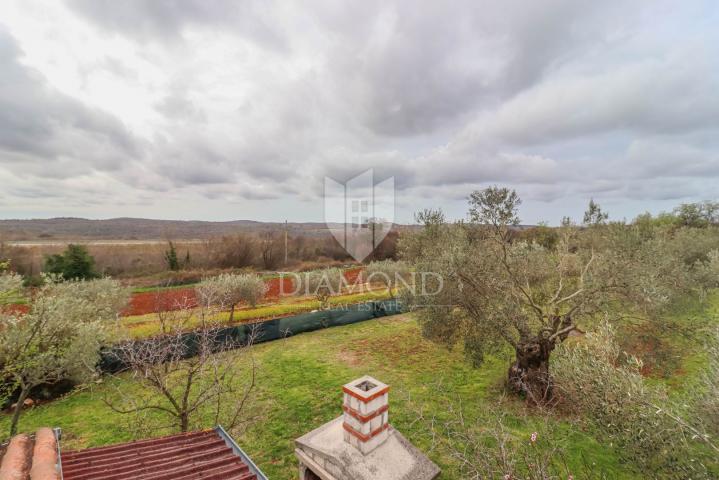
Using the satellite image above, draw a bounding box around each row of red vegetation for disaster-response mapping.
[0,304,30,315]
[123,267,364,317]
[2,267,364,318]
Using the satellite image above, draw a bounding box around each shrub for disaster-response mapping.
[164,241,180,271]
[0,271,23,304]
[207,235,256,269]
[44,244,98,280]
[196,273,268,322]
[405,390,607,480]
[699,327,719,437]
[296,267,345,308]
[518,223,560,250]
[694,249,719,292]
[365,259,410,297]
[22,274,45,288]
[552,321,713,477]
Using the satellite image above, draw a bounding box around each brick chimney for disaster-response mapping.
[341,376,390,455]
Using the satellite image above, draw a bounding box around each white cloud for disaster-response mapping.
[0,0,717,223]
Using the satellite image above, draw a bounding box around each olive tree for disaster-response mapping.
[553,321,717,474]
[402,187,692,403]
[0,276,129,436]
[296,267,345,308]
[365,260,410,297]
[197,273,267,323]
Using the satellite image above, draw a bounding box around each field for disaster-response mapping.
[0,219,403,278]
[121,288,393,338]
[8,308,703,479]
[2,259,716,479]
[3,267,369,324]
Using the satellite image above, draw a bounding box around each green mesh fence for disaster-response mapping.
[100,299,403,373]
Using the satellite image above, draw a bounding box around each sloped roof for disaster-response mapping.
[61,429,261,480]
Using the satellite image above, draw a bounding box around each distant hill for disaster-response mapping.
[0,217,415,241]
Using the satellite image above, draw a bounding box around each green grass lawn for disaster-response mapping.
[1,313,642,479]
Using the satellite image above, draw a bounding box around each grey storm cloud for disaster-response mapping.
[0,0,717,222]
[0,28,140,177]
[155,94,207,124]
[320,0,622,137]
[66,0,287,50]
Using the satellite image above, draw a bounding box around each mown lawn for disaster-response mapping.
[0,313,643,479]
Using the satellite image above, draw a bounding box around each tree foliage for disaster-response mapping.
[674,201,719,228]
[517,223,560,251]
[365,259,410,298]
[44,244,98,280]
[259,231,282,270]
[296,267,345,308]
[634,201,719,230]
[0,271,23,305]
[401,187,716,402]
[0,276,129,436]
[582,198,609,226]
[553,321,717,477]
[164,241,180,271]
[207,235,256,268]
[698,327,719,439]
[197,273,268,323]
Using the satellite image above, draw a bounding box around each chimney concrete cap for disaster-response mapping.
[342,376,389,401]
[295,375,440,479]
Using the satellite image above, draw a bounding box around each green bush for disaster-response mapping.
[164,241,180,271]
[553,322,714,477]
[44,244,98,280]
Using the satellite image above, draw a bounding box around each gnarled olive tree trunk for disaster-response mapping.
[508,315,575,404]
[508,339,556,404]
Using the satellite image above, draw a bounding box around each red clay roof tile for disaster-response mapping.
[62,430,256,480]
[0,428,59,480]
[0,432,32,480]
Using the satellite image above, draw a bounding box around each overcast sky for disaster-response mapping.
[1,1,717,225]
